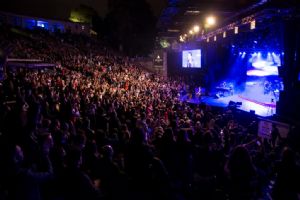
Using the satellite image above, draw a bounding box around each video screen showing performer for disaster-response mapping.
[182,49,201,68]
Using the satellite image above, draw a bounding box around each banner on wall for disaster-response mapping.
[258,118,290,139]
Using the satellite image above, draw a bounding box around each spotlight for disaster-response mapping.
[179,35,184,42]
[189,30,194,35]
[206,16,216,27]
[242,52,246,58]
[267,52,272,61]
[257,52,262,58]
[250,20,256,30]
[234,26,238,34]
[193,25,200,33]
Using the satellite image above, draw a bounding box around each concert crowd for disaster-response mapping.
[0,25,300,200]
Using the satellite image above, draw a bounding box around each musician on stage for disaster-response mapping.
[195,86,202,100]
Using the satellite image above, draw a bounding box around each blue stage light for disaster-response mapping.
[241,52,246,58]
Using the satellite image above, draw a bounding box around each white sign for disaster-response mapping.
[258,118,290,139]
[258,120,272,139]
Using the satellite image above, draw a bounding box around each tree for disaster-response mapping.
[69,5,98,24]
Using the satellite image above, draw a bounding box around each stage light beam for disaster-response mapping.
[242,52,246,58]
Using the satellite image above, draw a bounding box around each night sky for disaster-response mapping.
[1,0,167,20]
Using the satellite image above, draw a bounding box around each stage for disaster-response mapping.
[180,93,276,117]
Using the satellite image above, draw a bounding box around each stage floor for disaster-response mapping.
[180,94,276,117]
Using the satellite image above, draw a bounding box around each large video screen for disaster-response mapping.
[247,52,281,76]
[244,51,284,106]
[182,49,201,68]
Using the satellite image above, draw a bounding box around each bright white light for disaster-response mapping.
[250,20,256,30]
[179,35,184,42]
[257,52,262,58]
[189,30,194,35]
[193,25,200,33]
[253,61,268,68]
[37,20,47,28]
[242,52,246,58]
[234,26,239,34]
[206,16,216,26]
[267,53,272,62]
[247,68,278,76]
[272,53,281,65]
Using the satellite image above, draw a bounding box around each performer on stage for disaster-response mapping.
[187,52,194,68]
[195,86,202,100]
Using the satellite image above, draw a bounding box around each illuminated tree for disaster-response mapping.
[69,5,98,24]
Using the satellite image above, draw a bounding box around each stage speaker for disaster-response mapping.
[228,101,236,107]
[236,102,242,107]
